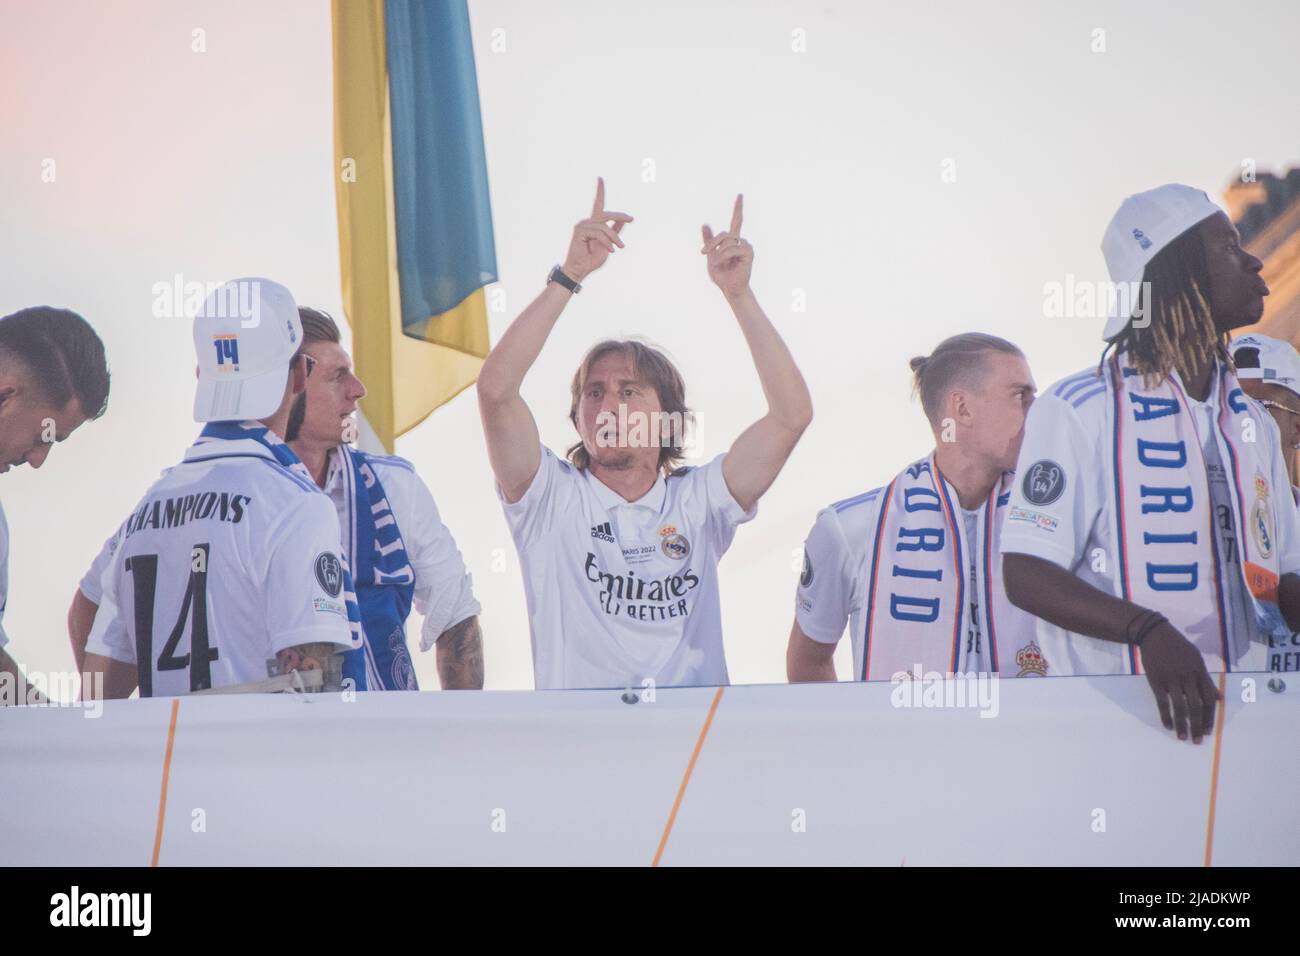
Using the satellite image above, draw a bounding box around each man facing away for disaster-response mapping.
[84,279,357,697]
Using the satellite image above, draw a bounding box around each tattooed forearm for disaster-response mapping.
[436,616,484,690]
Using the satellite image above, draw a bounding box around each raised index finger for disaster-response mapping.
[593,177,606,218]
[729,193,743,237]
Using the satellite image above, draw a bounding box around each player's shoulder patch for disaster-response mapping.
[313,550,344,596]
[1020,460,1067,506]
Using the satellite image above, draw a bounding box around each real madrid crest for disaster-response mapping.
[1251,471,1274,560]
[659,525,690,560]
[1015,640,1048,677]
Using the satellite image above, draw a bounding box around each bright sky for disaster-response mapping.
[2,0,1298,693]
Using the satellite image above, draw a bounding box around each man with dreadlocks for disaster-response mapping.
[1001,183,1300,744]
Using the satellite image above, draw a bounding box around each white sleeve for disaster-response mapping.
[0,503,9,650]
[84,524,133,665]
[498,444,574,548]
[264,493,357,655]
[795,507,860,645]
[389,469,481,651]
[999,394,1098,571]
[700,453,758,545]
[77,530,119,605]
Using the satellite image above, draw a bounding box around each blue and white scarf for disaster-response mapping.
[335,447,418,691]
[861,454,1042,679]
[195,421,366,681]
[1108,354,1285,673]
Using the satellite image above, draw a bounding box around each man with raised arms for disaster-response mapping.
[477,179,812,690]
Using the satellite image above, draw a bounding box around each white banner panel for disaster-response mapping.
[0,674,1295,866]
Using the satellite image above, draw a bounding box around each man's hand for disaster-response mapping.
[1140,623,1222,743]
[478,178,628,504]
[82,652,137,700]
[275,643,334,675]
[560,176,633,283]
[701,194,753,299]
[0,648,48,704]
[1004,553,1227,745]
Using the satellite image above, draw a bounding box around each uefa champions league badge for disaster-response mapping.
[314,552,344,596]
[1022,460,1065,506]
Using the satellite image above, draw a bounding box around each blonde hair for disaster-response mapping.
[909,333,1023,426]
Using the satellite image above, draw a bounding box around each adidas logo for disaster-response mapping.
[590,521,615,543]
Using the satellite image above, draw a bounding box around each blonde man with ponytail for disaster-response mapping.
[788,333,1041,684]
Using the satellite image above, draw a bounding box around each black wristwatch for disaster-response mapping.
[548,265,582,294]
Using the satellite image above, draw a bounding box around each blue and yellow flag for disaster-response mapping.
[332,0,496,452]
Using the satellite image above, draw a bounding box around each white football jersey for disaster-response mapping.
[500,445,755,690]
[795,485,994,679]
[85,436,355,696]
[1000,367,1300,674]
